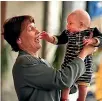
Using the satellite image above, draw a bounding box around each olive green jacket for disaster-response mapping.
[12,50,85,101]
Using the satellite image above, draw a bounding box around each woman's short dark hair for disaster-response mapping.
[3,15,34,52]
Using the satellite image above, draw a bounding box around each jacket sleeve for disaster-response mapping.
[21,56,85,90]
[54,30,69,45]
[93,27,102,47]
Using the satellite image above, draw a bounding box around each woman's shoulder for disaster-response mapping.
[16,51,41,65]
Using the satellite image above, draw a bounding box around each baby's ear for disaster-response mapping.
[80,22,84,27]
[17,38,22,44]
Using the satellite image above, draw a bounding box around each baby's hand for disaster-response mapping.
[83,38,97,46]
[40,31,49,40]
[40,31,54,43]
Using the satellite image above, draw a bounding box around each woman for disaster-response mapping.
[3,15,96,101]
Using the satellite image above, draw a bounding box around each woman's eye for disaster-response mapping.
[27,24,36,32]
[29,27,32,31]
[28,26,33,31]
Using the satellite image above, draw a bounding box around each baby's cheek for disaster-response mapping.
[66,26,69,30]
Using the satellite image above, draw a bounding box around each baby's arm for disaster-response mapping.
[40,30,68,45]
[40,31,58,44]
[93,27,102,47]
[84,28,102,47]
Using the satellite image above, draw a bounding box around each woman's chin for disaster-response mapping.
[37,44,42,50]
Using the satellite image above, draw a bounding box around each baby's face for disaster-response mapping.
[66,15,82,33]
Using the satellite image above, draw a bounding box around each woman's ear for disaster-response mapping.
[17,38,22,44]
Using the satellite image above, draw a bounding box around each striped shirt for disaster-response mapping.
[55,28,102,83]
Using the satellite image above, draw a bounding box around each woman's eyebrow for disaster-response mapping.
[30,24,36,27]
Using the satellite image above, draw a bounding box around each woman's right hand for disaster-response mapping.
[78,45,98,60]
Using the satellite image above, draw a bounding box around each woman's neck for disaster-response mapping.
[27,50,38,58]
[21,48,39,58]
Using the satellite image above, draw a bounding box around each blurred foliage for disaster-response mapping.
[92,48,102,72]
[1,43,9,78]
[52,45,65,69]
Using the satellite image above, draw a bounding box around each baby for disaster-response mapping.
[40,9,102,101]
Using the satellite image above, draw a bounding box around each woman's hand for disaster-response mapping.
[78,45,98,60]
[83,38,98,46]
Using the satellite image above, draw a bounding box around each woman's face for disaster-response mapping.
[18,20,41,52]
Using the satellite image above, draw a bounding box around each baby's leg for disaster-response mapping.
[61,88,70,101]
[77,83,88,101]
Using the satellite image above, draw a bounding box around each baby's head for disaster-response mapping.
[66,9,91,33]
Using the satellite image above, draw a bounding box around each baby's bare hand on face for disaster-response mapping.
[39,31,49,39]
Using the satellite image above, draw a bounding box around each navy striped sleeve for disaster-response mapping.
[93,27,102,47]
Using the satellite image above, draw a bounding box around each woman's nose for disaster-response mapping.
[37,29,40,33]
[34,27,38,32]
[35,28,40,35]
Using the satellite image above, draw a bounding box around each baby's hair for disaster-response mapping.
[69,9,91,28]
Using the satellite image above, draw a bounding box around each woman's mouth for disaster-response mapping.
[35,38,40,43]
